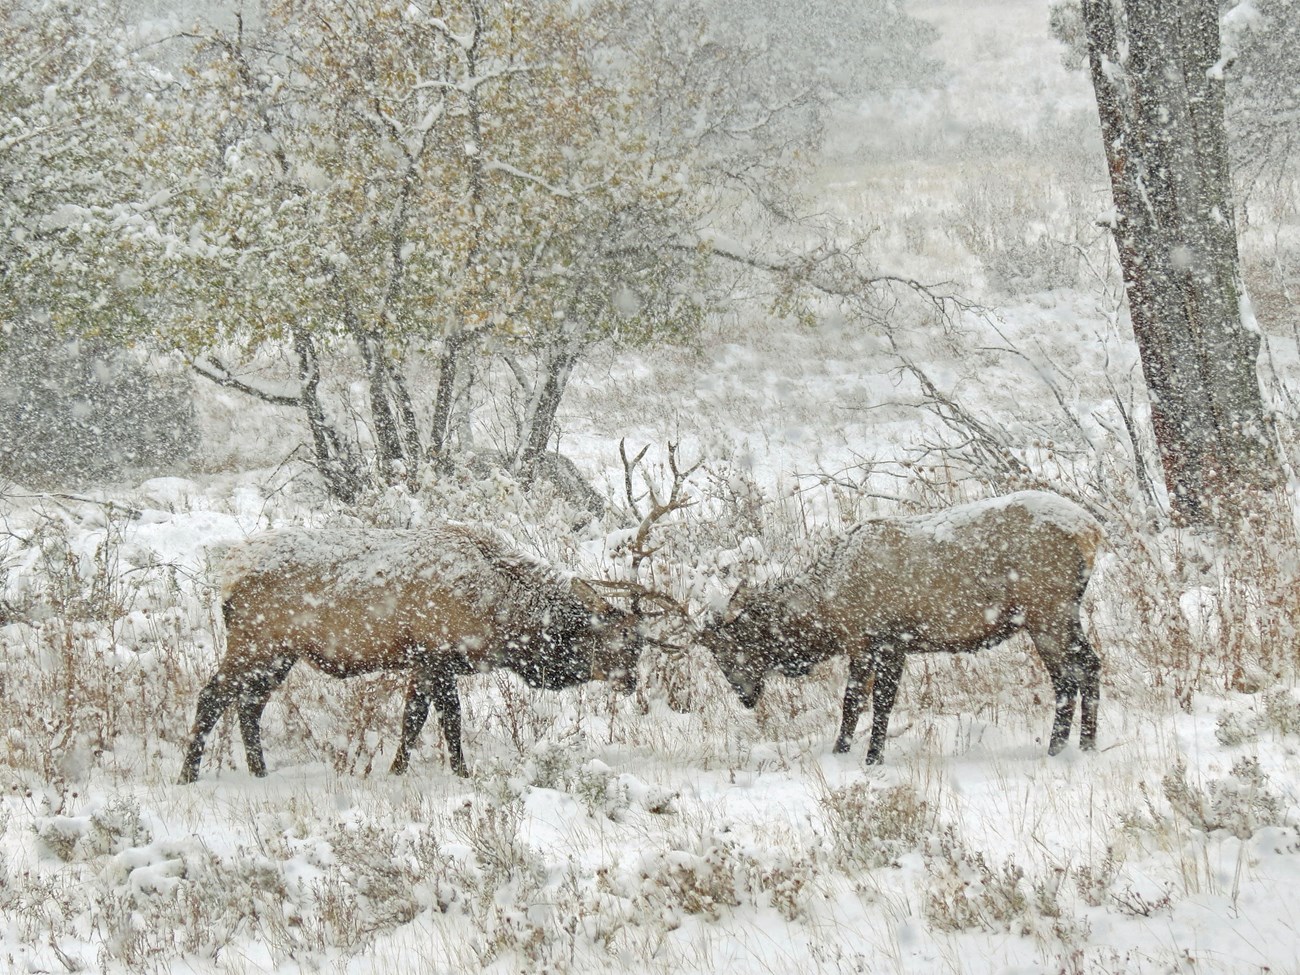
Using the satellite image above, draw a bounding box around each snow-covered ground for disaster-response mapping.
[3,459,1298,975]
[4,2,1300,973]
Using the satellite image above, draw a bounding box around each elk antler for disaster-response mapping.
[618,439,702,574]
[582,578,696,649]
[582,578,691,620]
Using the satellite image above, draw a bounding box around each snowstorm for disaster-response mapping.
[2,0,1300,971]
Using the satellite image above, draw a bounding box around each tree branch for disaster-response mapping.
[190,356,301,406]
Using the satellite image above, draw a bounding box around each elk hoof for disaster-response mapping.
[1047,738,1068,756]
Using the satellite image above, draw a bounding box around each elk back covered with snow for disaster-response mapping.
[703,491,1103,763]
[179,524,640,782]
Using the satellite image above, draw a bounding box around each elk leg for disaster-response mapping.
[390,670,431,777]
[1074,621,1101,752]
[236,655,296,778]
[1033,630,1078,756]
[833,653,874,754]
[1048,666,1076,756]
[432,665,467,778]
[392,663,467,778]
[864,649,904,765]
[179,672,240,784]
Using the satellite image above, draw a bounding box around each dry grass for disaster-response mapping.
[6,463,1300,973]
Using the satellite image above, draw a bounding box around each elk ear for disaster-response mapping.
[570,576,612,615]
[720,581,753,624]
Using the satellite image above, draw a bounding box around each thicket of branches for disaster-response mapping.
[1,0,938,496]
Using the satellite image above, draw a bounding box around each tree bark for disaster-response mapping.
[428,329,473,466]
[346,309,418,488]
[517,344,581,482]
[294,327,365,503]
[1080,0,1279,525]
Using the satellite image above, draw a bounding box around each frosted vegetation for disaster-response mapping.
[3,0,1300,972]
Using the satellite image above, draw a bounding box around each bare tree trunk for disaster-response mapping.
[346,305,419,488]
[293,327,365,503]
[389,366,421,466]
[428,329,473,466]
[427,0,488,471]
[517,344,581,482]
[1081,0,1279,525]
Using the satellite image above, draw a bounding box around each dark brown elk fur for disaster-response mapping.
[703,491,1103,763]
[179,524,641,782]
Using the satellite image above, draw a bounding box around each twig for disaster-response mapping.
[191,356,301,407]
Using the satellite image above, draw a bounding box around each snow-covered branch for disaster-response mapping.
[410,64,540,95]
[667,234,975,324]
[191,356,302,406]
[484,159,573,199]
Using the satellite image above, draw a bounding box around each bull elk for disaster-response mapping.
[179,523,642,782]
[703,491,1103,763]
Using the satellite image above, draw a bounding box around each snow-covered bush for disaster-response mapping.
[1162,757,1288,839]
[0,326,196,487]
[820,780,934,871]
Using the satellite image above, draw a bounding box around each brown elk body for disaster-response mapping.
[179,524,640,782]
[703,491,1103,763]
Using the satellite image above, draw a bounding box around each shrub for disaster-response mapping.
[0,323,196,486]
[820,781,934,871]
[1162,757,1287,839]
